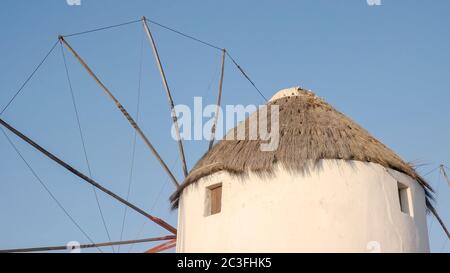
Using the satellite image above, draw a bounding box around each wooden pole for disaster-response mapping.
[0,235,176,253]
[208,49,226,151]
[142,17,189,178]
[58,36,179,189]
[0,118,177,235]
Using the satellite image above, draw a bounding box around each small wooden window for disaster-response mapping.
[208,184,222,215]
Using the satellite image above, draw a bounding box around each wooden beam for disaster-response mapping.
[142,17,189,178]
[208,49,226,151]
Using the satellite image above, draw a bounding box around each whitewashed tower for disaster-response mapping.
[171,87,430,253]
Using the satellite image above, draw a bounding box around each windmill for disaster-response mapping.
[0,16,448,253]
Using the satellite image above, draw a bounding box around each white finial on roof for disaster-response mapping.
[269,86,315,102]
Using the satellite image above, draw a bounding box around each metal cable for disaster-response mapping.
[0,40,59,116]
[60,42,115,252]
[145,18,222,51]
[62,19,142,38]
[226,51,267,102]
[118,32,145,252]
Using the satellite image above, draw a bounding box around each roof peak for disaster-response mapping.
[269,86,316,102]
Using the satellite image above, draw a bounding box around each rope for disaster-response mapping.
[0,128,102,253]
[62,19,142,38]
[145,18,222,51]
[0,40,59,116]
[226,51,268,102]
[118,32,145,252]
[60,42,114,252]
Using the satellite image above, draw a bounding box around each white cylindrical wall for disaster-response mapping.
[176,160,429,253]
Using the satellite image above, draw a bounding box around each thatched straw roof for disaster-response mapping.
[170,87,434,213]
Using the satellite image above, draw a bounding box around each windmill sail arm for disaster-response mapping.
[208,49,226,151]
[142,17,189,178]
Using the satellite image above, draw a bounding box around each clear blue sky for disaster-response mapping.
[0,0,448,253]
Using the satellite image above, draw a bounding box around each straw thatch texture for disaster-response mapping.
[170,88,434,211]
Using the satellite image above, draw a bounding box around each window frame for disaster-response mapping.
[205,183,223,216]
